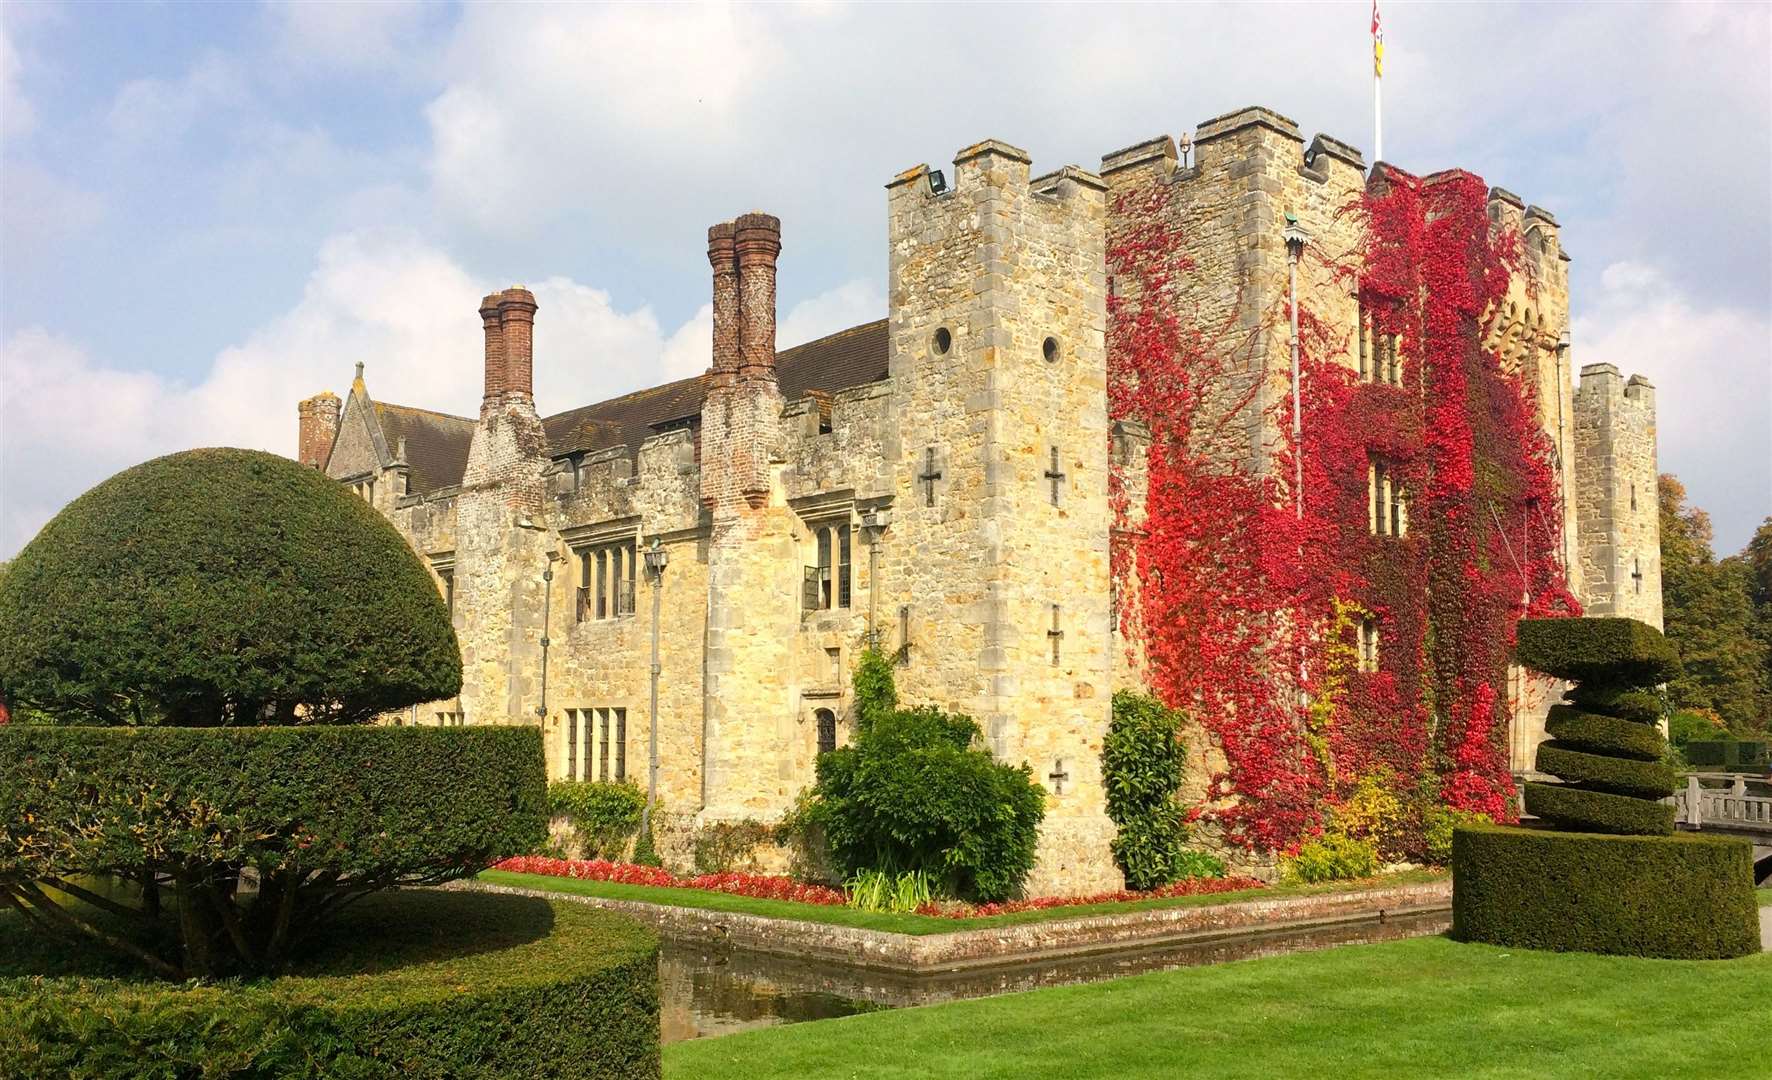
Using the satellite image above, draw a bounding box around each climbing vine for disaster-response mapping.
[1108,168,1577,855]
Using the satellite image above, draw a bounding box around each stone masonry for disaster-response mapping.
[297,105,1660,894]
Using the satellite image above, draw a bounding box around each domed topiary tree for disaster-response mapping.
[0,450,545,980]
[0,448,460,724]
[1451,616,1758,958]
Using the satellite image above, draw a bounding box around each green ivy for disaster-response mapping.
[852,648,898,734]
[548,781,646,860]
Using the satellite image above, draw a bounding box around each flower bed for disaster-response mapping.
[492,856,1265,919]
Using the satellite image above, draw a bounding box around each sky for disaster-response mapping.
[2,1,1768,558]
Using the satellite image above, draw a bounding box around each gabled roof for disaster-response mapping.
[540,318,889,458]
[360,318,890,492]
[373,402,475,496]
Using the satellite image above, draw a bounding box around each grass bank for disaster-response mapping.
[475,868,1446,934]
[665,933,1769,1080]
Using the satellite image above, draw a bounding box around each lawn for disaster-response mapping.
[665,933,1770,1080]
[476,867,1446,934]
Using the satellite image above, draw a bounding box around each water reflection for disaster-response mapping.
[661,909,1450,1043]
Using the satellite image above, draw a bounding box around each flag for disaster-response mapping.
[1372,0,1385,78]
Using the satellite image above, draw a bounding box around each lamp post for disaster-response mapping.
[642,538,669,838]
[1283,215,1311,520]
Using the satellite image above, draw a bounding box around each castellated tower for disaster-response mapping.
[698,212,805,823]
[455,287,552,726]
[883,141,1120,894]
[1574,364,1662,628]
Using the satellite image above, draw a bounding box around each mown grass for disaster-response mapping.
[475,868,1446,935]
[665,933,1770,1080]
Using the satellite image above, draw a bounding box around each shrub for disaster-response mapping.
[0,725,546,979]
[550,781,646,860]
[852,647,898,733]
[1103,691,1195,889]
[1451,823,1759,958]
[1516,617,1678,836]
[1281,832,1378,884]
[0,449,460,726]
[1667,707,1728,746]
[1422,805,1489,866]
[804,662,1044,901]
[691,819,776,874]
[0,889,660,1079]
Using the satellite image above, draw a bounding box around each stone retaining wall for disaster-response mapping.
[461,876,1450,974]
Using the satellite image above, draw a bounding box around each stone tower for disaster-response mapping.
[455,287,553,725]
[297,391,340,469]
[698,212,805,822]
[883,141,1119,894]
[1573,363,1662,628]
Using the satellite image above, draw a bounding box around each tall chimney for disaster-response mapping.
[297,392,341,469]
[479,293,506,409]
[734,212,781,383]
[497,287,538,405]
[707,222,739,389]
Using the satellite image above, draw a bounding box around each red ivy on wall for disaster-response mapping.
[1109,170,1577,853]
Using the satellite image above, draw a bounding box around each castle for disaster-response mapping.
[295,106,1661,893]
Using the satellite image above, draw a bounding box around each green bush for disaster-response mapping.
[0,725,547,979]
[1422,805,1489,866]
[1102,691,1220,889]
[691,819,775,874]
[550,781,646,860]
[1567,685,1664,724]
[1521,780,1675,835]
[852,648,898,734]
[1533,745,1676,800]
[1515,616,1681,687]
[0,449,460,726]
[1544,705,1666,761]
[1282,833,1378,884]
[1451,823,1758,959]
[0,889,660,1079]
[804,661,1045,902]
[845,869,934,914]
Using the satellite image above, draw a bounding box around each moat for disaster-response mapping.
[659,908,1452,1043]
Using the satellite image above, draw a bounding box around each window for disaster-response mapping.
[815,708,837,756]
[1358,618,1380,673]
[803,523,852,611]
[564,707,627,781]
[826,646,842,685]
[435,710,463,727]
[1357,306,1401,385]
[352,477,376,502]
[1368,455,1406,538]
[932,326,952,355]
[440,568,454,614]
[577,541,636,622]
[1042,336,1061,363]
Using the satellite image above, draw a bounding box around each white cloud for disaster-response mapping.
[0,232,880,557]
[106,55,247,145]
[266,0,432,74]
[1572,260,1772,554]
[0,24,33,140]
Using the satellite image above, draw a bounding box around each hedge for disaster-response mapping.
[0,448,460,726]
[1515,616,1679,687]
[0,888,660,1079]
[1451,824,1758,958]
[1,725,547,977]
[1533,745,1675,800]
[1543,705,1665,761]
[1521,781,1675,836]
[1564,685,1662,724]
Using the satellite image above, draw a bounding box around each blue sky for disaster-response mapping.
[2,1,1768,557]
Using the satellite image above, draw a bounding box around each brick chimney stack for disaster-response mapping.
[497,287,538,405]
[297,391,341,469]
[708,222,740,389]
[479,292,506,410]
[733,212,781,383]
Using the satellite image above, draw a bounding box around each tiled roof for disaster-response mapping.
[541,318,888,458]
[372,402,475,496]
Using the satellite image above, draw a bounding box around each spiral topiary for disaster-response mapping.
[1515,617,1679,835]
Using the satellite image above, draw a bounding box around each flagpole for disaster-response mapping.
[1374,68,1383,164]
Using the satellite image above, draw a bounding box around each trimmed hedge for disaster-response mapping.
[1533,745,1675,800]
[1,725,547,977]
[1564,685,1662,723]
[1515,616,1680,687]
[1451,824,1758,959]
[1521,781,1675,836]
[1544,705,1665,761]
[0,448,460,726]
[0,888,660,1079]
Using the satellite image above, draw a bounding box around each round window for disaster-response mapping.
[1042,336,1060,363]
[932,327,952,355]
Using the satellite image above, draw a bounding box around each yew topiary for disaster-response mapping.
[1516,617,1678,835]
[0,448,461,725]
